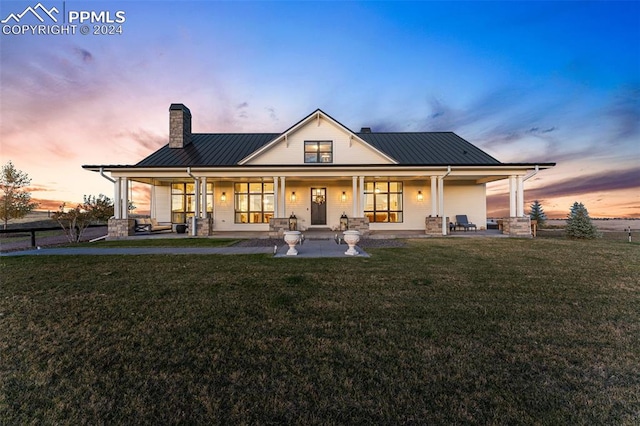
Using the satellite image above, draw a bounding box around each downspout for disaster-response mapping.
[440,166,451,236]
[97,168,117,238]
[99,167,118,218]
[523,165,539,182]
[520,165,539,219]
[99,167,116,183]
[187,167,198,236]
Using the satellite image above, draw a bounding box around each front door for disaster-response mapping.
[310,188,327,225]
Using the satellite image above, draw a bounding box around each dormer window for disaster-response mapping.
[304,141,333,163]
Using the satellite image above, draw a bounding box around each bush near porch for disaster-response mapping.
[1,238,638,424]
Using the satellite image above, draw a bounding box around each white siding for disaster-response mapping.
[152,180,487,232]
[246,118,392,165]
[212,181,269,231]
[443,183,487,230]
[152,185,171,223]
[284,181,353,230]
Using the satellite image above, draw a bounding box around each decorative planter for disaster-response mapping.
[343,230,361,256]
[176,224,187,234]
[283,231,302,255]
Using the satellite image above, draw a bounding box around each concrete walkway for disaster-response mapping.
[275,239,369,258]
[0,239,368,258]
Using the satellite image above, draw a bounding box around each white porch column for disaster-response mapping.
[201,177,207,218]
[438,176,446,235]
[352,176,358,217]
[280,176,286,216]
[114,178,121,219]
[516,175,524,217]
[509,176,517,217]
[194,177,200,219]
[358,176,365,216]
[273,176,279,217]
[121,177,129,219]
[430,175,437,217]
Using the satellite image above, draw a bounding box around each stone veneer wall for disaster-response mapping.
[270,216,370,237]
[425,216,445,235]
[269,218,292,238]
[502,217,532,237]
[108,218,136,238]
[346,217,370,236]
[196,217,213,236]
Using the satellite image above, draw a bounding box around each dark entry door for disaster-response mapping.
[311,188,327,225]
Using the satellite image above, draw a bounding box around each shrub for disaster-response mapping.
[565,202,601,239]
[529,200,547,226]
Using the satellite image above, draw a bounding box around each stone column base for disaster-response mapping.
[108,218,135,238]
[425,216,444,235]
[347,217,370,236]
[196,217,213,236]
[269,218,291,238]
[502,217,532,237]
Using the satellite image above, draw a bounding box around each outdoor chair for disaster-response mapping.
[455,215,477,231]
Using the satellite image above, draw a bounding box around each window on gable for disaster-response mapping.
[304,141,333,163]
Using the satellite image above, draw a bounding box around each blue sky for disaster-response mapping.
[1,0,639,217]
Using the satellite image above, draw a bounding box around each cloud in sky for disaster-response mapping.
[1,1,638,217]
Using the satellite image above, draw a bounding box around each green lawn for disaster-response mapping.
[1,238,639,424]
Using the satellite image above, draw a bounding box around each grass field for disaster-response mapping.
[1,238,639,424]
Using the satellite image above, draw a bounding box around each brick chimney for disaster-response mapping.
[169,103,192,148]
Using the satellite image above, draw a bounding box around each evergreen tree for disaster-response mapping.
[0,161,39,229]
[528,200,547,226]
[565,202,600,239]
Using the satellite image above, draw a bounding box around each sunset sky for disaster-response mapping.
[1,0,638,218]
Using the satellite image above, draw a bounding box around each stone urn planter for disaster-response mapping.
[343,230,361,256]
[283,230,302,255]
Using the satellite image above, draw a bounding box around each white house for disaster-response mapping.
[83,104,554,238]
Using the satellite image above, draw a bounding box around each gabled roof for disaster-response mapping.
[133,130,502,168]
[238,109,397,165]
[132,109,502,168]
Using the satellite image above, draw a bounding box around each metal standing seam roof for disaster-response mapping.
[356,132,501,165]
[134,131,502,168]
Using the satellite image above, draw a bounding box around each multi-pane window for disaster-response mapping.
[304,141,333,163]
[234,182,274,223]
[364,181,403,223]
[171,183,213,223]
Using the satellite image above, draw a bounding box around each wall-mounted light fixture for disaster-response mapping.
[221,192,227,202]
[341,191,347,202]
[290,191,296,202]
[417,190,424,202]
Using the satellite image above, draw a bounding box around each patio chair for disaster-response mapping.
[455,215,477,231]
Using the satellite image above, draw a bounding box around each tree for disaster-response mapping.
[528,200,547,226]
[52,194,114,243]
[565,202,601,239]
[83,194,114,222]
[0,161,39,229]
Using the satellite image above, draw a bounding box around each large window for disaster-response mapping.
[304,141,333,163]
[235,182,274,223]
[172,183,213,223]
[364,181,403,223]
